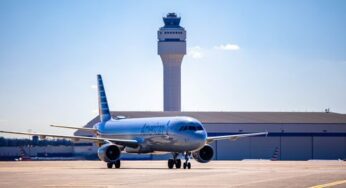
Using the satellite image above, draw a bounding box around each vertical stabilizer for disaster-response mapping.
[97,75,111,122]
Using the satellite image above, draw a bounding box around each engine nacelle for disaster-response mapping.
[192,144,214,163]
[97,143,121,163]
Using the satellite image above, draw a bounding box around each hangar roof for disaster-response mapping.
[89,111,346,124]
[75,111,346,136]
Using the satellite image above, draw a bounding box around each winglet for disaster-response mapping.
[97,74,111,122]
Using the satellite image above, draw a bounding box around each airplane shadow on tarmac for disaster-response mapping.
[91,167,213,170]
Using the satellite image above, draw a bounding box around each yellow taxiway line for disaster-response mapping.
[309,180,346,188]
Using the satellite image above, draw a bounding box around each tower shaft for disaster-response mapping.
[161,55,183,111]
[158,13,186,112]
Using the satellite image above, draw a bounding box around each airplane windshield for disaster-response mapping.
[196,125,203,130]
[188,126,196,131]
[179,123,203,131]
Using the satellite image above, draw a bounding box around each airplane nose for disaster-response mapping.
[194,131,207,146]
[197,130,207,139]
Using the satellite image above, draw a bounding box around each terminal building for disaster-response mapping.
[75,13,346,160]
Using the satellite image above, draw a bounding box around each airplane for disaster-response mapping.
[0,74,268,169]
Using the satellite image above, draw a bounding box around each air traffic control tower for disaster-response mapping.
[158,13,186,111]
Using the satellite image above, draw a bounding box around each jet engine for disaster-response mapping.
[192,144,214,163]
[97,143,121,162]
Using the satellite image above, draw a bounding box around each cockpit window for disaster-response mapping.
[188,126,196,131]
[179,124,203,131]
[196,125,203,130]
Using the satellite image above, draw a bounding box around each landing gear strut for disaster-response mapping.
[107,160,121,169]
[168,153,182,169]
[183,152,191,169]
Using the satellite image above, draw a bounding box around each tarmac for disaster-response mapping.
[0,160,345,188]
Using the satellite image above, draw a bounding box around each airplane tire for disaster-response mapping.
[168,159,174,169]
[107,162,113,169]
[187,162,191,169]
[115,160,121,168]
[183,162,187,169]
[175,159,181,169]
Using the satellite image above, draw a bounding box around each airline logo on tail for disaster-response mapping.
[97,75,111,122]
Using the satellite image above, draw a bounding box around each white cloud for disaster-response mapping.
[214,43,240,51]
[90,84,97,89]
[188,46,204,59]
[187,44,240,59]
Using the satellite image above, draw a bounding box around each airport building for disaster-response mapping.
[75,13,346,160]
[158,13,186,111]
[75,111,346,160]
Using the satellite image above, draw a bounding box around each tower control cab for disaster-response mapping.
[158,13,186,55]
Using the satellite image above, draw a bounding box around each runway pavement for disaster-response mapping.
[0,160,345,188]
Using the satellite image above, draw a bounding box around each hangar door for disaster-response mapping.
[281,137,312,160]
[250,137,280,159]
[313,137,346,159]
[216,138,250,160]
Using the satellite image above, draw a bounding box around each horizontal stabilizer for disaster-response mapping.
[0,130,138,148]
[50,125,96,133]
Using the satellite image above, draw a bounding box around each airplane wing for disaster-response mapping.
[207,132,268,143]
[0,130,138,148]
[50,125,97,133]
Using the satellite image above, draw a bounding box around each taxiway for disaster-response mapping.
[0,160,345,187]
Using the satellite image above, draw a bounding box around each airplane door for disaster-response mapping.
[165,120,170,136]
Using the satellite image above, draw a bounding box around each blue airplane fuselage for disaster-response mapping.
[95,116,207,153]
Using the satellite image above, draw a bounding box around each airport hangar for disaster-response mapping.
[74,111,346,160]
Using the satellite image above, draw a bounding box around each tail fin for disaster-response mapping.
[97,74,111,122]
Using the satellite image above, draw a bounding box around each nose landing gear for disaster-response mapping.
[183,151,191,169]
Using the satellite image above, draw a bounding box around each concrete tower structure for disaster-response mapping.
[158,13,186,111]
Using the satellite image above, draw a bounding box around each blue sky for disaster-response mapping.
[0,0,345,135]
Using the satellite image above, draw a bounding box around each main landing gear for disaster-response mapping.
[167,152,191,169]
[168,153,181,169]
[107,160,121,169]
